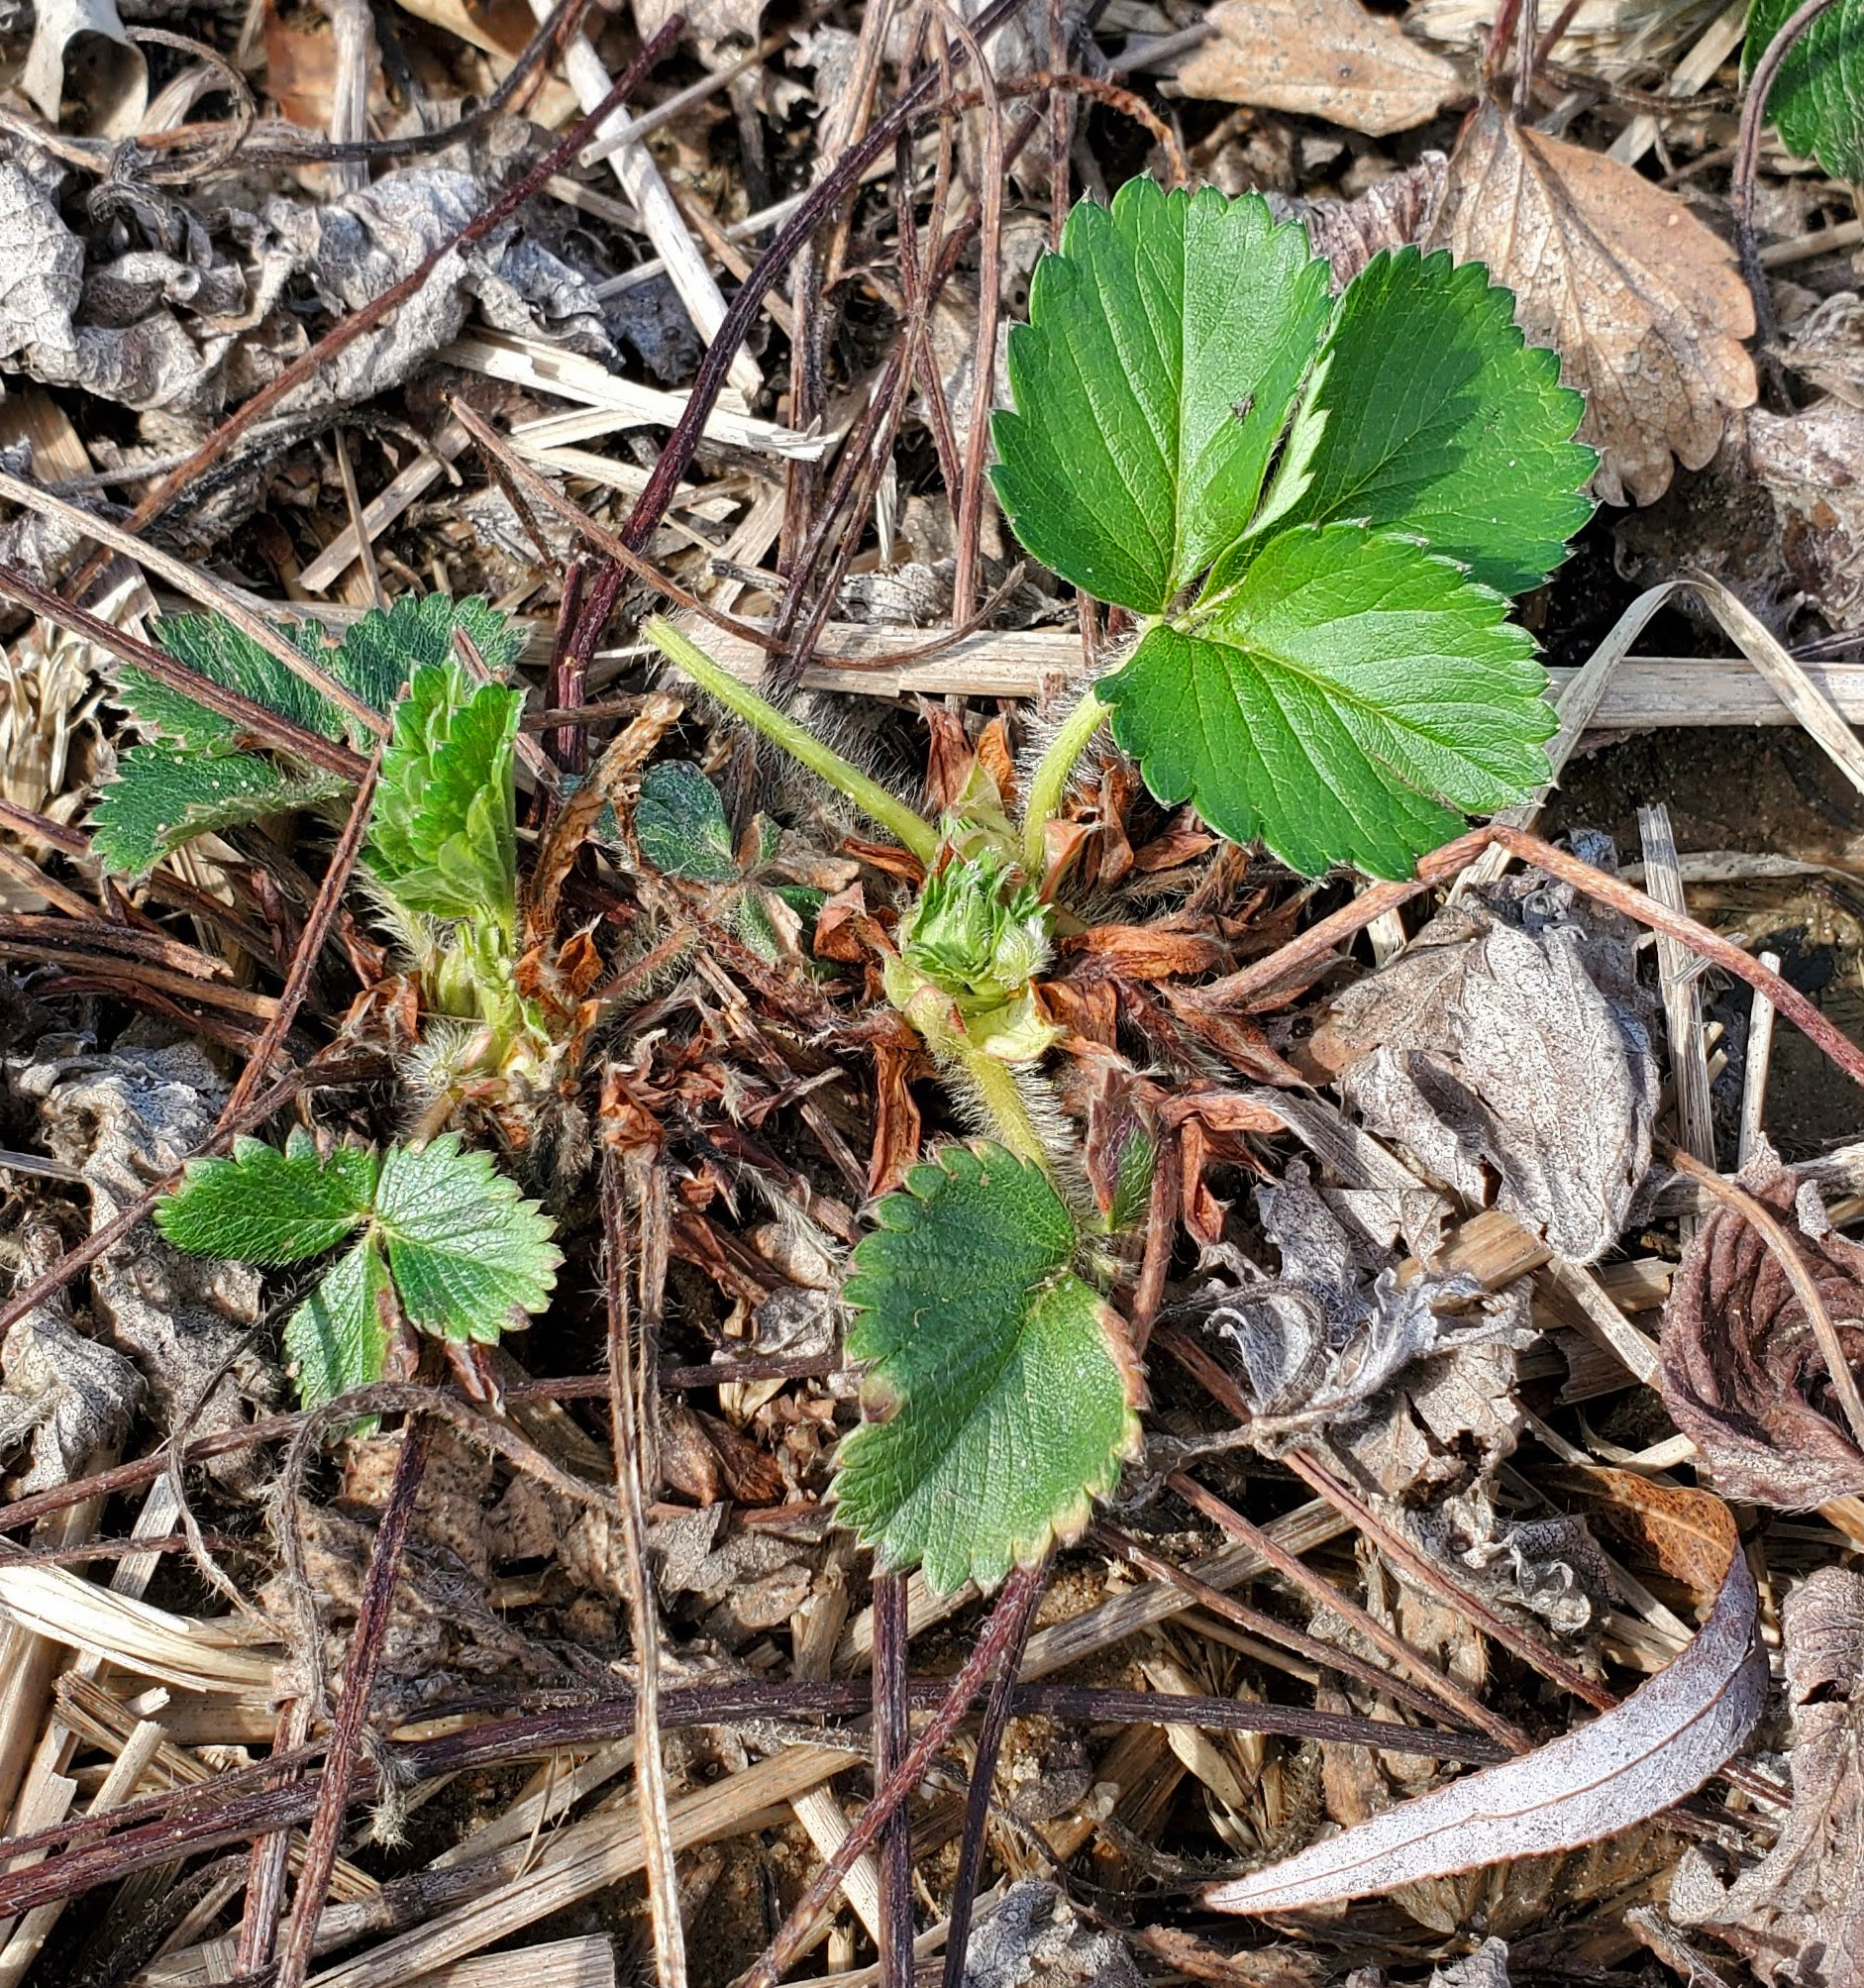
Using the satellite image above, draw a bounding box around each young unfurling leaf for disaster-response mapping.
[158,1129,559,1406]
[366,663,522,929]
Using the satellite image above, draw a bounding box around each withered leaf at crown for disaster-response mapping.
[1668,1565,1864,1981]
[1659,1153,1864,1509]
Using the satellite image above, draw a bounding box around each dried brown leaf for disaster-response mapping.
[1274,155,1449,288]
[1327,866,1656,1266]
[1204,1477,1764,1916]
[1178,0,1461,137]
[1658,1154,1864,1508]
[1668,1566,1864,1982]
[1428,99,1757,506]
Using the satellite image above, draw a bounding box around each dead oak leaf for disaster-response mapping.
[1179,0,1461,138]
[1429,99,1757,506]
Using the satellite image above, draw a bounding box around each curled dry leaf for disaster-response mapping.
[1178,0,1462,138]
[1668,1565,1864,1982]
[22,0,146,136]
[1203,1475,1765,1916]
[1428,99,1757,506]
[1659,1153,1864,1508]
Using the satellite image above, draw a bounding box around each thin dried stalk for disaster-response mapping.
[872,1574,913,1988]
[600,1130,687,1988]
[939,1561,1045,1988]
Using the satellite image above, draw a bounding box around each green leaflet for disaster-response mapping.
[122,615,351,748]
[369,1137,561,1345]
[158,1129,560,1406]
[88,748,344,878]
[334,593,526,716]
[834,1143,1141,1595]
[155,1130,378,1261]
[1747,0,1864,179]
[991,177,1331,614]
[1244,249,1594,596]
[366,663,521,928]
[93,595,524,879]
[285,1234,393,1412]
[636,761,740,883]
[1105,524,1553,881]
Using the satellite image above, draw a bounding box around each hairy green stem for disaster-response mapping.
[1021,687,1107,876]
[903,986,1052,1172]
[645,619,939,866]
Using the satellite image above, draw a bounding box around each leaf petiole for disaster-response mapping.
[1021,686,1109,878]
[645,619,940,868]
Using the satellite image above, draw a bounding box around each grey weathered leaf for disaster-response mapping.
[1204,1479,1764,1916]
[1668,1565,1864,1981]
[1324,859,1656,1265]
[1204,1160,1531,1490]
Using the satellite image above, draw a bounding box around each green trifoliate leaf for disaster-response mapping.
[367,663,521,925]
[156,1129,378,1263]
[991,178,1330,613]
[637,761,740,883]
[1102,524,1554,880]
[1746,0,1864,177]
[369,1135,561,1345]
[331,594,525,717]
[284,1234,393,1408]
[835,1143,1141,1595]
[1247,249,1594,596]
[89,746,343,878]
[160,1128,560,1406]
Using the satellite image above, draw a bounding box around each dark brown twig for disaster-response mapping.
[235,1695,313,1978]
[1096,1523,1498,1732]
[0,562,367,781]
[741,1559,1047,1988]
[220,745,380,1125]
[275,1414,436,1988]
[1180,823,1864,1093]
[1163,1464,1530,1752]
[873,1573,915,1988]
[0,1677,1505,1919]
[940,1558,1047,1988]
[578,0,1034,669]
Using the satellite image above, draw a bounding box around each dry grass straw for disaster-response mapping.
[0,1565,279,1698]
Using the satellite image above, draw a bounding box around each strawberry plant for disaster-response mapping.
[93,597,568,1405]
[649,175,1595,1595]
[91,595,574,1131]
